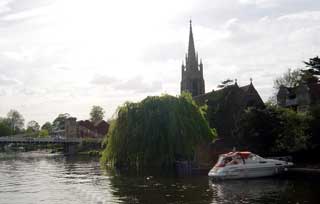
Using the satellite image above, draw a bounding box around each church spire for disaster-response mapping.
[187,20,196,68]
[180,20,205,96]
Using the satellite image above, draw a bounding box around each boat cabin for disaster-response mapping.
[214,151,262,167]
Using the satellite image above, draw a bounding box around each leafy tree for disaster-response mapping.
[235,106,280,155]
[39,129,49,137]
[309,105,320,148]
[0,118,11,136]
[236,106,310,155]
[41,122,52,133]
[274,68,302,90]
[271,68,302,105]
[101,94,216,168]
[301,56,320,85]
[7,109,25,134]
[90,105,105,123]
[52,113,70,131]
[26,120,40,133]
[273,108,310,153]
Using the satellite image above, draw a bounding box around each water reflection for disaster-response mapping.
[209,178,320,204]
[209,179,286,204]
[107,173,213,204]
[0,152,319,204]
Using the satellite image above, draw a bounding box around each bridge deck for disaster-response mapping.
[0,136,81,144]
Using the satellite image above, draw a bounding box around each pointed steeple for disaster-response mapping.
[199,58,203,74]
[187,20,196,69]
[180,20,205,96]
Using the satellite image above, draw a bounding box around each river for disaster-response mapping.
[0,152,319,204]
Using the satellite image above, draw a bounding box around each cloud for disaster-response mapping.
[90,75,118,86]
[0,89,6,96]
[1,4,50,21]
[0,74,19,85]
[17,87,37,96]
[278,11,320,21]
[91,75,163,94]
[143,42,184,62]
[238,0,278,8]
[115,76,163,93]
[0,0,13,14]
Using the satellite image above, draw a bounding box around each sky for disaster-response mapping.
[0,0,320,125]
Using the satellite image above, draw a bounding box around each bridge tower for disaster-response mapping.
[65,117,78,138]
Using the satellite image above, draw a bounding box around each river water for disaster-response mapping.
[0,152,319,204]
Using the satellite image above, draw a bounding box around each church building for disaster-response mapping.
[180,21,264,145]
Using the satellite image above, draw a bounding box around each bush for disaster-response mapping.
[309,105,320,148]
[273,108,311,153]
[236,106,310,155]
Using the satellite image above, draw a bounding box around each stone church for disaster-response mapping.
[180,21,264,144]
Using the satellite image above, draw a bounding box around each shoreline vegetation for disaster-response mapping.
[101,97,320,172]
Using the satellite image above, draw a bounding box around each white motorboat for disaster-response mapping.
[208,151,293,179]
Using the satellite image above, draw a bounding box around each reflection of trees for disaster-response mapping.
[105,171,213,204]
[209,178,320,204]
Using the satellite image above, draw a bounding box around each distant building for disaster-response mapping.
[77,120,109,138]
[180,20,205,97]
[180,21,265,144]
[65,118,109,138]
[277,83,320,112]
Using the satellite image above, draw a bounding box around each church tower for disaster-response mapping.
[180,20,205,97]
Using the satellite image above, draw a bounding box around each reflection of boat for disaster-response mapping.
[208,151,293,179]
[208,178,290,203]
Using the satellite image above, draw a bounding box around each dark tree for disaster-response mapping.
[236,106,310,155]
[309,105,320,148]
[0,118,11,136]
[90,105,105,123]
[274,68,302,90]
[7,110,25,134]
[217,79,234,89]
[41,122,53,133]
[52,113,70,131]
[235,107,280,155]
[26,120,40,133]
[301,56,320,85]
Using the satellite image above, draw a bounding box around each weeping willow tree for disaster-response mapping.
[101,93,216,168]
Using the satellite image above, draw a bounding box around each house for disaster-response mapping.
[277,83,320,112]
[77,120,109,138]
[65,118,109,138]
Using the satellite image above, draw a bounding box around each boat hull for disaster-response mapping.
[208,165,290,180]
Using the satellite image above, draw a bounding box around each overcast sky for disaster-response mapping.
[0,0,320,125]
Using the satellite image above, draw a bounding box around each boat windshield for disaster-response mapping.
[249,154,264,161]
[214,155,240,167]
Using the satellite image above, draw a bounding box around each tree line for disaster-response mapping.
[0,105,106,137]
